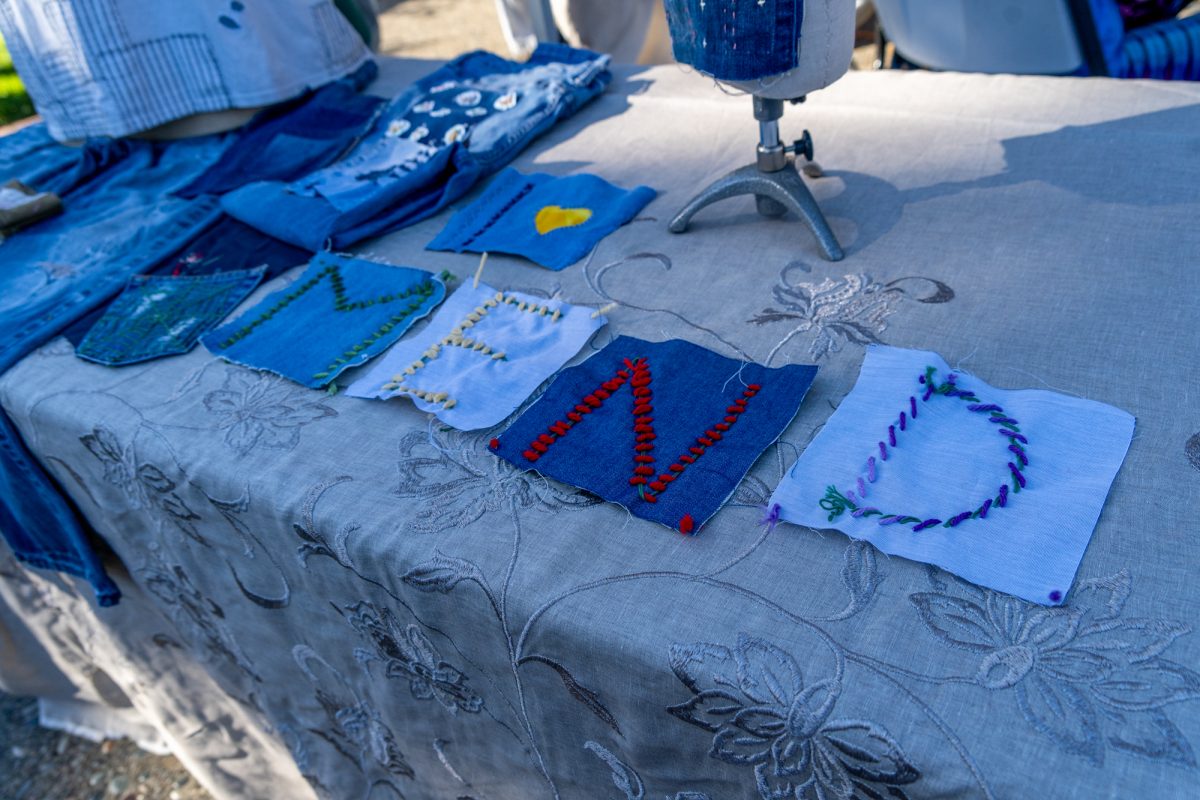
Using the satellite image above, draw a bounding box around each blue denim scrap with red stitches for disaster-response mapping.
[493,336,817,533]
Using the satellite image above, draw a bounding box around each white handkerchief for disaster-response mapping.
[347,282,605,430]
[770,345,1134,605]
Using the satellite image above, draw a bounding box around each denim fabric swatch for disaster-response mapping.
[176,61,383,198]
[770,346,1135,606]
[427,168,657,270]
[347,282,606,429]
[0,131,230,607]
[664,0,802,81]
[495,336,817,533]
[77,267,267,366]
[202,252,446,388]
[61,216,312,348]
[0,123,83,195]
[221,44,611,250]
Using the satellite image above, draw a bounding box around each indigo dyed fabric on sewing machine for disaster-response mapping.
[495,336,818,533]
[664,0,803,81]
[221,44,611,250]
[202,252,445,388]
[426,168,656,270]
[770,345,1135,605]
[347,282,607,429]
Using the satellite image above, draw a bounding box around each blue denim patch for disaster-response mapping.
[61,216,312,347]
[220,44,611,251]
[664,0,802,81]
[426,168,657,270]
[176,61,383,198]
[494,336,818,533]
[76,267,266,366]
[202,252,446,388]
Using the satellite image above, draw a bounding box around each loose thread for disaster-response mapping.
[760,503,781,533]
[472,252,488,289]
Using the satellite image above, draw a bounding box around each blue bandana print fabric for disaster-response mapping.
[426,168,657,270]
[76,267,267,366]
[664,0,802,81]
[346,282,606,429]
[202,253,445,388]
[770,346,1136,606]
[495,336,818,533]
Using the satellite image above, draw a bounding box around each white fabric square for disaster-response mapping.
[346,282,605,430]
[770,346,1135,605]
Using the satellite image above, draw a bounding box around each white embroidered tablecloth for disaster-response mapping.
[2,59,1199,800]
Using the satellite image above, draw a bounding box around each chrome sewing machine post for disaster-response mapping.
[669,95,844,262]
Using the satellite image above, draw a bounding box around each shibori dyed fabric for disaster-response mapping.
[664,0,802,81]
[202,253,445,388]
[426,168,657,270]
[77,267,266,366]
[494,336,817,533]
[770,345,1135,606]
[346,282,605,429]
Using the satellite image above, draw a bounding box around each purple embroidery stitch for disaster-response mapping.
[1008,461,1027,489]
[1048,590,1063,603]
[760,503,782,532]
[819,364,1030,535]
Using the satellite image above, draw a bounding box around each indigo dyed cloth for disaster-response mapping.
[770,346,1135,606]
[427,168,656,270]
[496,336,817,533]
[221,44,611,250]
[347,282,606,429]
[61,217,312,348]
[202,253,445,388]
[0,0,371,141]
[77,268,266,367]
[176,61,383,199]
[664,0,802,81]
[0,129,229,607]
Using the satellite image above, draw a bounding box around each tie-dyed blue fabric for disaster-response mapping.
[494,336,817,533]
[663,0,802,81]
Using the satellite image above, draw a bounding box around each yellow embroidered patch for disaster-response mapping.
[535,205,592,235]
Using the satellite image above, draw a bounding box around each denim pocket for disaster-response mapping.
[76,267,267,366]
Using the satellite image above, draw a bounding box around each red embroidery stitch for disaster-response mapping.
[679,514,695,534]
[489,438,500,449]
[516,357,762,510]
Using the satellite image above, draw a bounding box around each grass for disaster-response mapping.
[0,37,35,126]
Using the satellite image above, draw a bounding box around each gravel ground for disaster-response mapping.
[0,693,210,800]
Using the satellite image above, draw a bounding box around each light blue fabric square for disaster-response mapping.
[346,282,606,430]
[202,253,445,388]
[76,267,266,366]
[426,168,657,270]
[770,345,1135,605]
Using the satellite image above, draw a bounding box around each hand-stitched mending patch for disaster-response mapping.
[426,168,656,270]
[75,267,266,366]
[201,253,445,388]
[493,336,818,534]
[346,282,605,430]
[770,345,1135,606]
